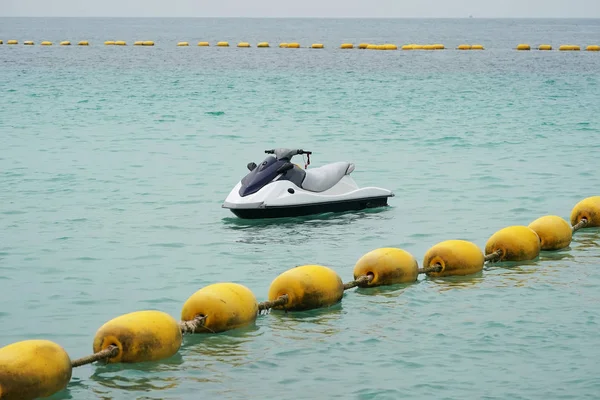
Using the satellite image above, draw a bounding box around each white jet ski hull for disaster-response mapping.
[223,175,394,219]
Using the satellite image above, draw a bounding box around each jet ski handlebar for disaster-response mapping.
[264,148,312,159]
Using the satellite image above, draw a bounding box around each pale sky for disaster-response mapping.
[2,0,600,18]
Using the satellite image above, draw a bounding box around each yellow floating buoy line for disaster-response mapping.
[559,44,580,51]
[0,199,598,397]
[455,44,484,50]
[103,40,126,46]
[363,43,398,50]
[400,43,445,50]
[3,40,598,52]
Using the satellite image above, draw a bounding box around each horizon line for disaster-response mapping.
[1,15,600,19]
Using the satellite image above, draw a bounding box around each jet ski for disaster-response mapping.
[222,148,394,219]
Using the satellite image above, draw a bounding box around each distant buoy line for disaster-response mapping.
[0,195,598,399]
[1,40,599,51]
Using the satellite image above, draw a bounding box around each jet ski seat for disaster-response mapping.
[301,162,355,192]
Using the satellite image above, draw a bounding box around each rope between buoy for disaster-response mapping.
[179,315,208,334]
[258,294,289,314]
[343,274,373,290]
[484,250,502,262]
[419,264,442,274]
[71,345,119,368]
[572,218,588,233]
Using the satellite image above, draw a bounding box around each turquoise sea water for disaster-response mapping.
[1,17,600,399]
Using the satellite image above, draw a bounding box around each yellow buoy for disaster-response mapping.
[570,196,600,227]
[0,40,3,44]
[411,44,424,50]
[517,43,531,50]
[177,41,189,46]
[238,42,251,47]
[0,339,72,400]
[217,41,229,47]
[133,41,143,46]
[353,247,418,287]
[115,40,126,46]
[257,42,269,47]
[78,40,89,46]
[528,215,572,251]
[197,41,210,46]
[358,43,369,49]
[457,44,471,50]
[142,41,154,46]
[279,42,288,48]
[587,45,600,51]
[60,41,71,46]
[539,44,552,50]
[423,44,436,50]
[268,265,344,311]
[384,44,398,50]
[376,44,386,50]
[485,226,541,262]
[104,41,115,45]
[7,40,18,45]
[433,43,445,49]
[471,44,484,50]
[366,44,378,50]
[287,42,300,48]
[23,41,34,46]
[558,44,580,51]
[93,310,182,364]
[340,43,354,49]
[423,240,484,277]
[311,43,324,49]
[181,282,258,333]
[401,44,413,50]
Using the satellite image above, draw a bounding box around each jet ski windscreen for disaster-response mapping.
[239,156,285,197]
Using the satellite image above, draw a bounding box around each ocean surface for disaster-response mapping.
[1,17,600,400]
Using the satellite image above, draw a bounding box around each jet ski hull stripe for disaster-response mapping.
[227,196,391,219]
